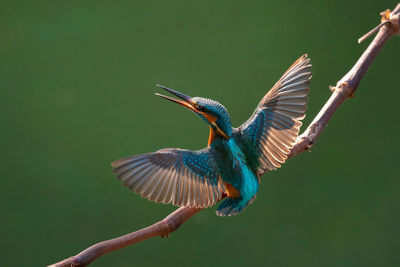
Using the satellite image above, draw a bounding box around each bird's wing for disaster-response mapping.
[111,148,225,208]
[235,54,311,175]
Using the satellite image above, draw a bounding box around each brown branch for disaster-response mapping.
[289,3,400,158]
[49,4,400,267]
[49,207,202,267]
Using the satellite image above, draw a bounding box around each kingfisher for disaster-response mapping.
[112,55,311,216]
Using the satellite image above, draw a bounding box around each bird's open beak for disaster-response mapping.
[155,84,230,140]
[155,84,196,112]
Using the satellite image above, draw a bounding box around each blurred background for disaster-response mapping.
[1,0,399,266]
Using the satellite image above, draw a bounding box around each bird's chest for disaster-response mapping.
[212,139,257,190]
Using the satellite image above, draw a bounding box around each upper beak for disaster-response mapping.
[155,84,196,112]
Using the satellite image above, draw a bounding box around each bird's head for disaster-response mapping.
[156,84,232,140]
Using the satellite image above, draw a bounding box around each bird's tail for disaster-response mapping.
[216,195,256,216]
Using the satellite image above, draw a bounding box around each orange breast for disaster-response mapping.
[207,127,216,146]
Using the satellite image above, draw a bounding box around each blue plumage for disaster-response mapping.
[112,55,312,216]
[214,138,259,216]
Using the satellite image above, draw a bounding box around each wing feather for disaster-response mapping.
[235,54,311,175]
[111,148,224,208]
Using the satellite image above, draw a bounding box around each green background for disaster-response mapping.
[1,1,399,266]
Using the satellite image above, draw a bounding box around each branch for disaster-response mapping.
[49,207,202,267]
[49,4,400,267]
[289,3,400,157]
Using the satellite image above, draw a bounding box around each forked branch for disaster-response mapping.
[49,4,400,267]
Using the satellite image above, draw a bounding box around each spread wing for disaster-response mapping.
[111,148,225,208]
[234,54,311,175]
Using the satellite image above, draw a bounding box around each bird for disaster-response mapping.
[111,55,311,216]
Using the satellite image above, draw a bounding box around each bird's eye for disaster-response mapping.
[197,105,205,111]
[193,103,203,111]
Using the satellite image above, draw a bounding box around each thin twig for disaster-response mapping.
[49,4,400,267]
[358,20,389,44]
[358,7,400,43]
